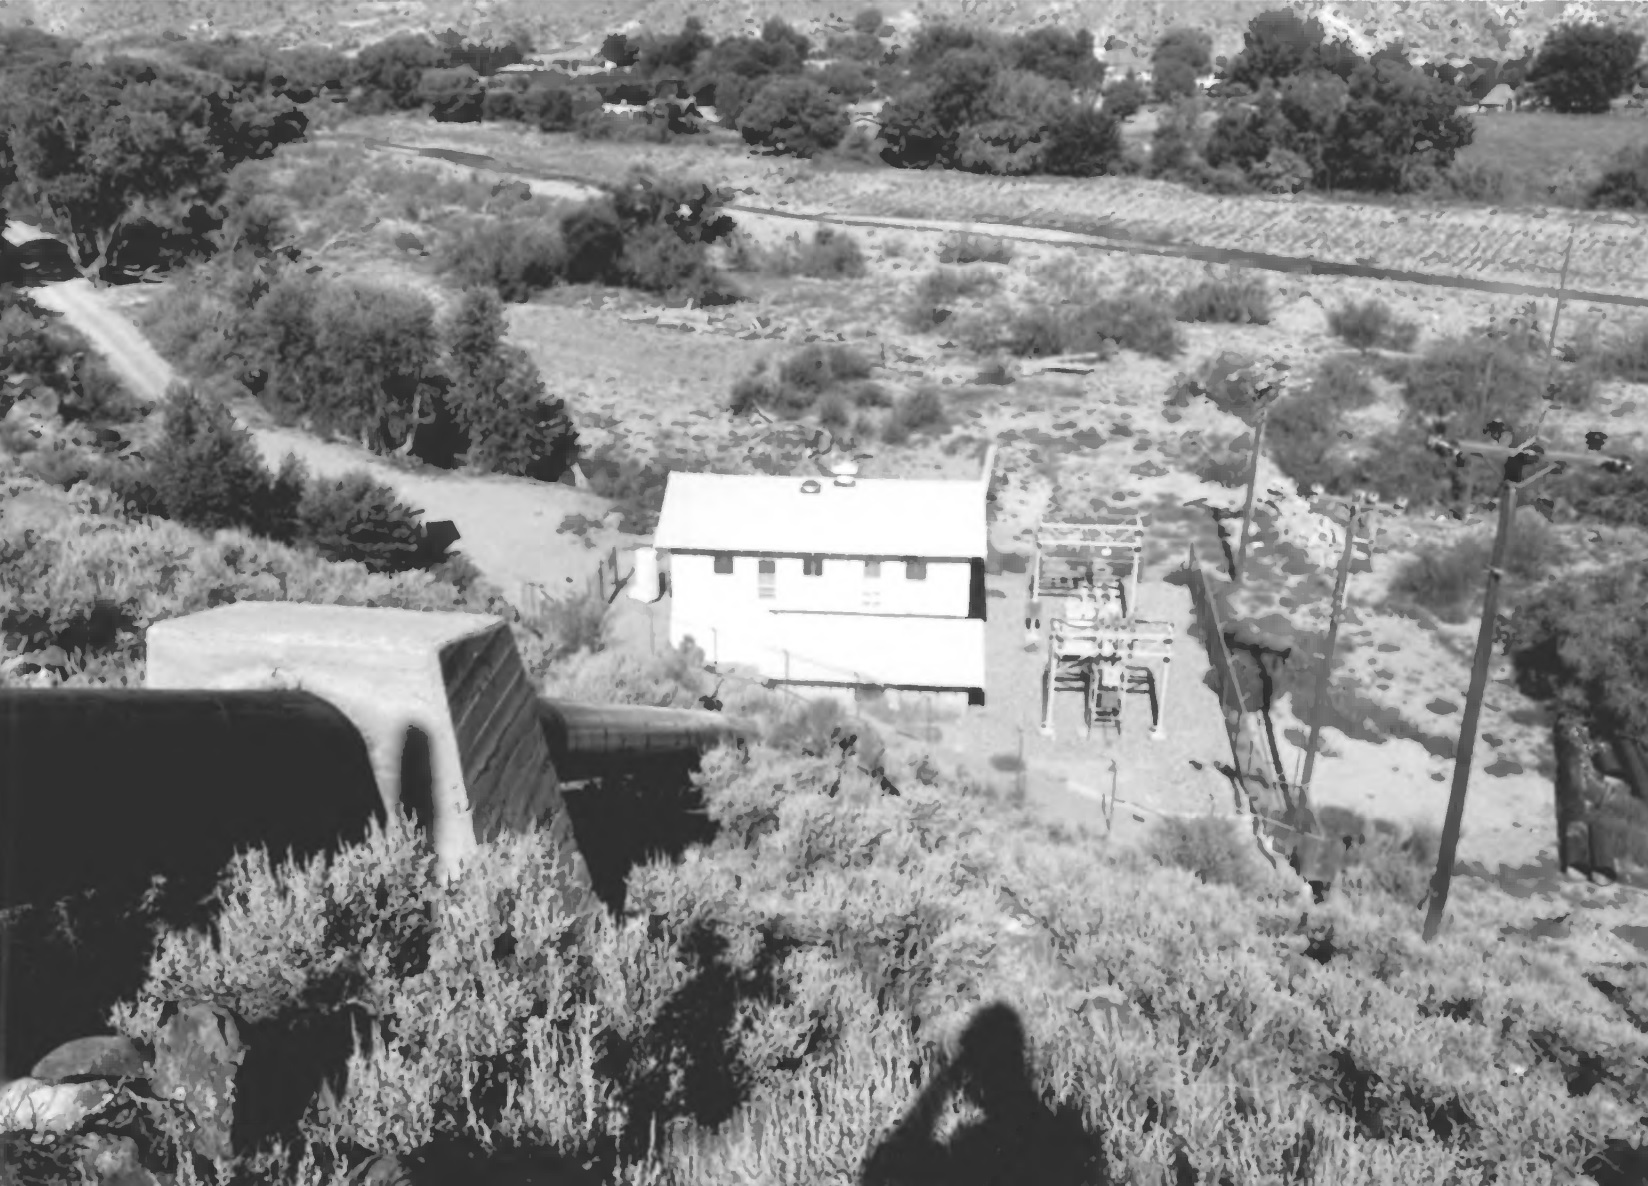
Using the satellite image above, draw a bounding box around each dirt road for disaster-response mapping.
[3,221,617,602]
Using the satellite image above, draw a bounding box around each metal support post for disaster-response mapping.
[1151,654,1170,741]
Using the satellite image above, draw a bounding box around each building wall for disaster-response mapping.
[670,551,973,620]
[664,550,976,685]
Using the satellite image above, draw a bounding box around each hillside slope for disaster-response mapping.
[4,0,1647,64]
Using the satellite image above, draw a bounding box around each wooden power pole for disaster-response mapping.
[1420,428,1632,943]
[1233,402,1275,585]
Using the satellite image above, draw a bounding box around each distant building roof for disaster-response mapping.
[1480,82,1517,107]
[654,471,987,559]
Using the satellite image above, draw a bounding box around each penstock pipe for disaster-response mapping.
[537,698,758,782]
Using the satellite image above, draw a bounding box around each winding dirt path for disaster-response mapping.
[3,221,616,602]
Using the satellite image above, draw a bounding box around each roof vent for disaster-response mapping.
[801,479,822,494]
[831,459,859,488]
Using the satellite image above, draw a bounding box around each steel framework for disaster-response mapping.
[1039,616,1174,740]
[1026,515,1146,637]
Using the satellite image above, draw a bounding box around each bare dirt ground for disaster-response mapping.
[19,128,1648,942]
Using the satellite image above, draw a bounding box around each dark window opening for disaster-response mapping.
[713,554,734,574]
[905,559,927,581]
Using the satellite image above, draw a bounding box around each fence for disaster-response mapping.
[518,547,632,619]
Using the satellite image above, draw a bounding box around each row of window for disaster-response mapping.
[712,554,928,580]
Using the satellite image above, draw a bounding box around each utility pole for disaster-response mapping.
[1298,494,1374,805]
[1421,426,1632,943]
[1232,401,1283,585]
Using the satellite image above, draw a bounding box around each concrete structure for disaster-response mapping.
[1,601,749,1079]
[653,463,988,703]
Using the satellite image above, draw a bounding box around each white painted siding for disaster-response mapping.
[671,551,970,621]
[665,551,982,690]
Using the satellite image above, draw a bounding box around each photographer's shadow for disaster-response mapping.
[860,1002,1108,1186]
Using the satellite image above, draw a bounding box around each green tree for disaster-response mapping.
[854,8,885,36]
[3,59,228,276]
[1324,58,1473,191]
[602,33,640,69]
[1526,22,1644,113]
[878,47,1002,168]
[1101,70,1149,120]
[1011,27,1103,92]
[145,382,273,535]
[955,69,1073,175]
[761,17,812,63]
[310,283,443,454]
[443,287,579,480]
[738,76,848,157]
[692,32,804,124]
[1226,10,1361,89]
[353,33,450,109]
[418,65,484,122]
[637,17,713,79]
[1042,105,1123,176]
[1152,26,1212,100]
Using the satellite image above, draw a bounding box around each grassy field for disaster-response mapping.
[1453,111,1648,206]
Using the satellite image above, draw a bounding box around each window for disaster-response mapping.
[863,560,881,578]
[905,559,927,581]
[713,553,734,574]
[802,556,824,577]
[758,558,776,599]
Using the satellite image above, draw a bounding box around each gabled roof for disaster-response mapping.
[1480,82,1517,106]
[653,471,987,559]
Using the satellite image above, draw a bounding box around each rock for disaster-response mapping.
[30,1035,150,1084]
[149,1001,247,1162]
[0,1077,116,1133]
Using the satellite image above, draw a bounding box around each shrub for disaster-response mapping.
[778,343,873,393]
[1143,815,1262,892]
[1448,159,1511,203]
[574,110,674,142]
[1190,435,1251,487]
[1588,146,1648,211]
[738,76,849,157]
[535,584,610,659]
[1587,319,1648,381]
[1088,295,1183,359]
[620,222,738,304]
[1339,821,1439,903]
[560,203,627,285]
[883,386,948,442]
[1388,510,1564,619]
[436,216,567,301]
[582,451,681,533]
[903,266,1001,331]
[816,391,851,429]
[792,227,866,279]
[145,384,276,536]
[1173,277,1272,324]
[1401,337,1546,427]
[937,232,1014,265]
[852,380,892,408]
[295,468,434,573]
[1328,299,1420,352]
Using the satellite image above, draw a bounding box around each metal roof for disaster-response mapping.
[653,471,988,559]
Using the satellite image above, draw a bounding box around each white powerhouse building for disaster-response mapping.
[651,462,988,705]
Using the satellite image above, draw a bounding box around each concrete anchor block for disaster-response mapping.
[144,603,593,907]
